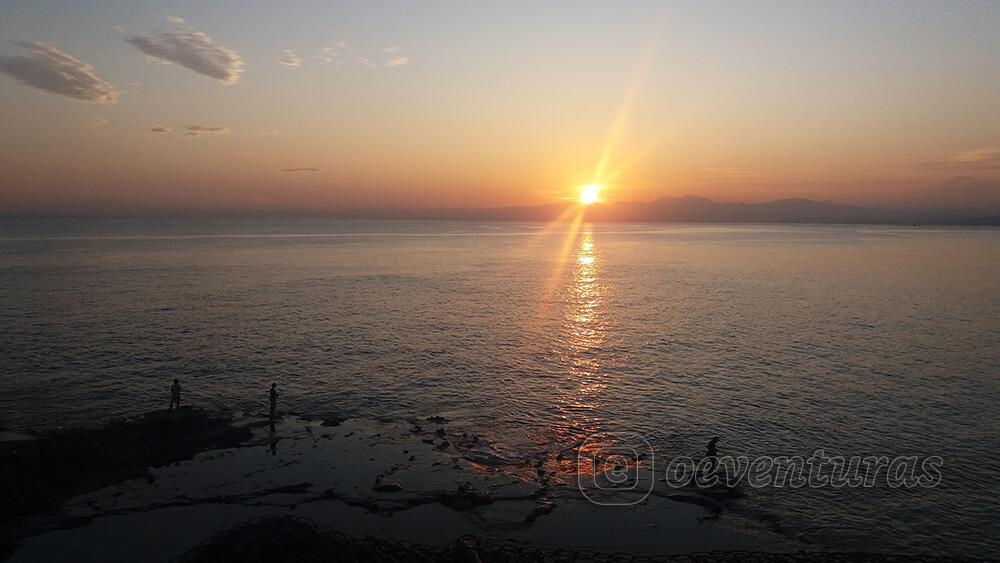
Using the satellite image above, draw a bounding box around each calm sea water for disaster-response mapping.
[1,218,998,556]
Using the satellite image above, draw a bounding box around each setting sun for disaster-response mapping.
[579,184,602,205]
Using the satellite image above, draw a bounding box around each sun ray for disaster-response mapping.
[588,28,663,190]
[539,206,586,302]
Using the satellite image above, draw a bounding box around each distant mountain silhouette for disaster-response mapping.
[585,196,903,224]
[897,176,1000,212]
[331,183,1000,225]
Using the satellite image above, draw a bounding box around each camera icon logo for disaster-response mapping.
[577,431,654,506]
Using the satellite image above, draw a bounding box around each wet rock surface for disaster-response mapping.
[440,483,493,511]
[0,407,251,558]
[173,515,970,563]
[3,412,787,562]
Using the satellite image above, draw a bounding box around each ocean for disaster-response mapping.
[1,217,998,557]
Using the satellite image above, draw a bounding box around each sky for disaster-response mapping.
[1,0,999,214]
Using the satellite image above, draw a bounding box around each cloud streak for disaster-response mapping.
[0,41,119,103]
[922,147,1000,172]
[125,19,243,84]
[279,49,302,68]
[185,125,230,137]
[281,167,322,172]
[952,147,1000,165]
[149,124,230,137]
[82,115,108,128]
[315,42,410,71]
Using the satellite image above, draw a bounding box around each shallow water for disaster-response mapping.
[1,218,998,556]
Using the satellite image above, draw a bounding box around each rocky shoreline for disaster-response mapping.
[2,408,788,562]
[0,407,251,559]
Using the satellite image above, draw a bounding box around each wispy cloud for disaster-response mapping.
[951,147,1000,165]
[149,124,232,137]
[922,147,1000,172]
[380,46,409,67]
[0,41,119,103]
[315,42,409,71]
[185,125,230,137]
[316,45,345,70]
[279,49,302,68]
[81,115,108,128]
[124,18,243,84]
[281,167,322,172]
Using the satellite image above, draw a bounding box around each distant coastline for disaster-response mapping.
[308,196,1000,226]
[3,198,1000,226]
[4,176,998,225]
[3,206,998,226]
[306,177,1000,225]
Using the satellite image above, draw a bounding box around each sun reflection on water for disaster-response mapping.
[563,230,604,384]
[537,228,616,474]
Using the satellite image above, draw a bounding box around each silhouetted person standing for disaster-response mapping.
[705,436,720,473]
[170,378,182,410]
[269,383,278,420]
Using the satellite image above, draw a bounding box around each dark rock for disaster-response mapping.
[440,483,492,511]
[0,407,250,556]
[320,415,346,427]
[372,474,402,493]
[525,501,556,522]
[372,482,402,493]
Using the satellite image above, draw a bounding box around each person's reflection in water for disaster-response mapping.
[268,383,279,455]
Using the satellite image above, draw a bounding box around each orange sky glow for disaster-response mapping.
[1,1,998,215]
